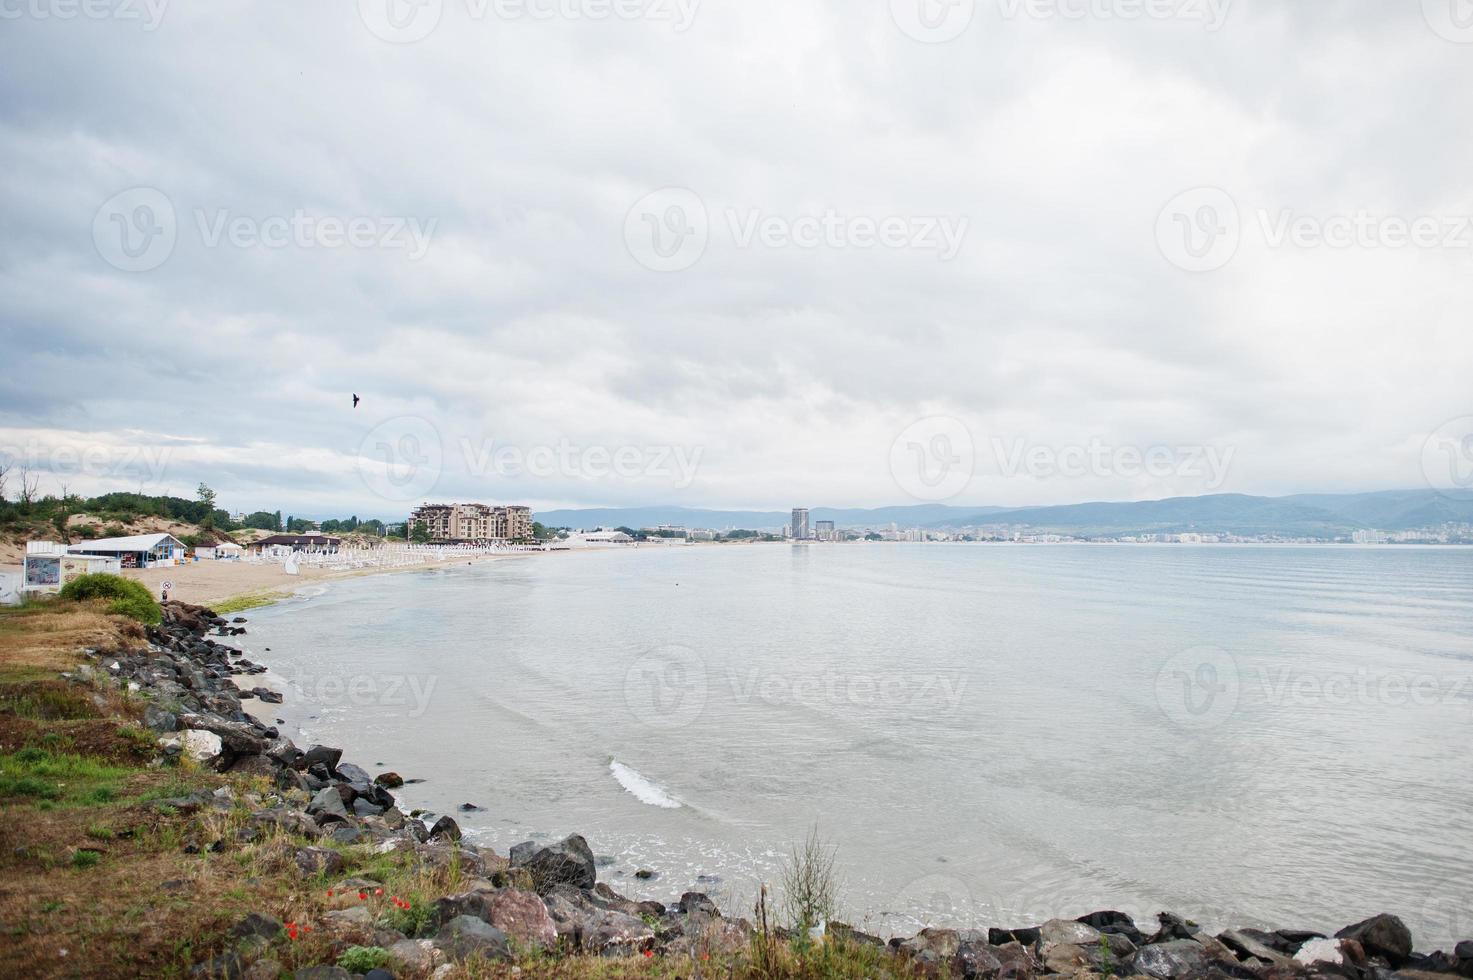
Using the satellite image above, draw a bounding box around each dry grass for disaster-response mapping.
[0,601,142,674]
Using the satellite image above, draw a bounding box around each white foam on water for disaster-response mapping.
[610,760,682,809]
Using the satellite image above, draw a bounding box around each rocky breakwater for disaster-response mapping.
[99,601,1473,979]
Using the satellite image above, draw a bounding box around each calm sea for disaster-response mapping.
[244,544,1473,947]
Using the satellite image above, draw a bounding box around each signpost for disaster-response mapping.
[161,580,174,601]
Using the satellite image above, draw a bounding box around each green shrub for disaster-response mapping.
[58,574,162,625]
[71,850,101,869]
[336,947,390,972]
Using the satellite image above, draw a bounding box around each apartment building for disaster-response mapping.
[410,503,535,542]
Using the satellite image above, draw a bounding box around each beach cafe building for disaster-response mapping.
[22,541,122,593]
[67,533,187,570]
[247,534,342,558]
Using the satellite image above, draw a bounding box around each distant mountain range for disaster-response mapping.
[536,490,1473,538]
[939,489,1473,537]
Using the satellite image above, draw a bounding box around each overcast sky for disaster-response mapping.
[2,0,1471,519]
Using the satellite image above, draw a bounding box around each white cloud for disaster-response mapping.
[1,1,1470,516]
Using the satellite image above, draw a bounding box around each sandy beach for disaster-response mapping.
[1,551,532,609]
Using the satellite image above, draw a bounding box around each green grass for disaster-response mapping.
[212,592,284,615]
[0,747,139,808]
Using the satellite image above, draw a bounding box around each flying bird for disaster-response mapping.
[352,393,360,408]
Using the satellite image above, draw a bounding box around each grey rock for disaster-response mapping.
[428,815,461,841]
[900,927,961,964]
[191,952,245,978]
[1130,939,1208,978]
[436,914,512,963]
[1219,928,1292,967]
[509,840,537,867]
[955,940,1003,979]
[292,968,349,980]
[678,892,718,916]
[144,704,179,733]
[293,847,344,877]
[1040,917,1102,948]
[992,940,1039,980]
[306,787,348,824]
[524,833,596,891]
[1042,942,1091,974]
[483,889,557,948]
[228,912,283,942]
[1336,913,1413,966]
[1077,909,1145,945]
[301,744,342,771]
[989,926,1042,947]
[581,909,654,954]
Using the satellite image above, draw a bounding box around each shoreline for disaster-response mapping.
[132,602,1473,974]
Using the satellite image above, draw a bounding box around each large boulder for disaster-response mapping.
[991,941,1039,980]
[1130,939,1208,978]
[1042,943,1092,974]
[435,915,511,963]
[428,815,461,841]
[954,939,1003,979]
[523,834,596,891]
[301,744,343,772]
[1039,918,1102,949]
[293,847,344,877]
[989,926,1041,947]
[305,787,349,825]
[581,909,654,954]
[483,889,557,948]
[1335,913,1413,966]
[1077,910,1144,945]
[900,927,962,967]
